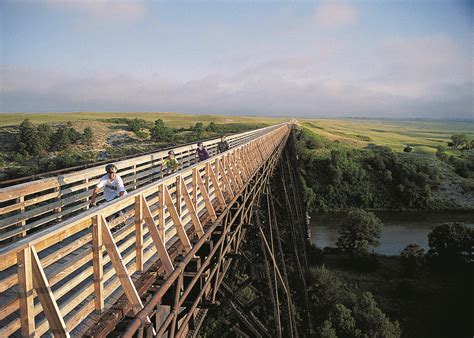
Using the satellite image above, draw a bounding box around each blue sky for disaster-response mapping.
[0,0,472,118]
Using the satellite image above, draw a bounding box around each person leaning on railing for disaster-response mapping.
[161,150,180,177]
[90,164,127,206]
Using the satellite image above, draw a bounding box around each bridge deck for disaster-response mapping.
[0,122,292,337]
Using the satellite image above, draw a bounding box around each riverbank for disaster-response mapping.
[310,210,474,255]
[318,253,472,337]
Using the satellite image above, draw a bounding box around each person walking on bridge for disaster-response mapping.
[217,135,229,154]
[91,164,127,206]
[195,142,209,162]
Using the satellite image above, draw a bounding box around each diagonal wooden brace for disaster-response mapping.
[140,196,174,275]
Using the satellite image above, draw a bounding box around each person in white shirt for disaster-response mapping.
[91,164,127,206]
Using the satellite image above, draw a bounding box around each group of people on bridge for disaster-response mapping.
[91,135,230,207]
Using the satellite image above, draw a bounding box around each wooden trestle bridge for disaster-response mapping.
[0,121,305,337]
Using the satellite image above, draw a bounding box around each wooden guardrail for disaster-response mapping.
[0,123,291,337]
[0,124,282,244]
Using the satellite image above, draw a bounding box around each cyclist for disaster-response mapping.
[195,142,209,162]
[217,135,229,153]
[161,150,180,176]
[91,164,127,206]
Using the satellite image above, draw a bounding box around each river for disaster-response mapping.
[309,211,474,256]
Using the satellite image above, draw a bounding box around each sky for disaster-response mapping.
[0,0,472,118]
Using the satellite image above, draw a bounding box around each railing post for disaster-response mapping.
[135,195,144,272]
[192,168,198,210]
[17,247,35,337]
[158,184,165,240]
[175,176,182,216]
[18,196,26,237]
[92,215,104,312]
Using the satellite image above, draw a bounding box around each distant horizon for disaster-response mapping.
[1,1,472,118]
[1,111,473,123]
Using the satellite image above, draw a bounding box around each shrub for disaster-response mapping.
[83,127,94,146]
[400,244,425,277]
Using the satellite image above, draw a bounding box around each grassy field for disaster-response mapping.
[300,118,474,155]
[0,112,285,128]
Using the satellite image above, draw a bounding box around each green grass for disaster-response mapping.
[300,118,474,155]
[0,112,285,128]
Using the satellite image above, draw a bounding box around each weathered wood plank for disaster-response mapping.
[17,247,35,337]
[100,215,144,315]
[141,194,174,274]
[31,246,69,337]
[92,215,104,312]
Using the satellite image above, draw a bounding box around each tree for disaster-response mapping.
[336,209,383,256]
[400,244,425,277]
[206,121,219,132]
[309,267,401,337]
[353,292,401,337]
[451,133,471,149]
[83,127,94,146]
[50,126,71,151]
[329,304,361,337]
[127,118,148,134]
[194,122,204,132]
[17,119,48,156]
[427,222,474,263]
[318,320,337,338]
[150,119,173,142]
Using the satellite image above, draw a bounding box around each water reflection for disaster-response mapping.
[310,211,474,256]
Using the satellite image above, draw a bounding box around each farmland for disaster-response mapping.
[299,118,474,155]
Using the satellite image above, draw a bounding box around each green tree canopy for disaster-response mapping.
[336,209,383,256]
[427,222,474,263]
[17,119,48,156]
[83,127,94,146]
[150,119,173,142]
[450,133,471,149]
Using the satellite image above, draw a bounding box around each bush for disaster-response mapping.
[400,244,425,277]
[427,222,474,265]
[336,209,383,256]
[403,146,413,153]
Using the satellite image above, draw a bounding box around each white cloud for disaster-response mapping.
[313,2,358,29]
[1,64,472,118]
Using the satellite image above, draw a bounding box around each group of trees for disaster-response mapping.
[436,145,474,178]
[333,208,473,275]
[448,133,473,150]
[104,117,266,143]
[308,266,401,337]
[297,128,440,212]
[16,119,94,156]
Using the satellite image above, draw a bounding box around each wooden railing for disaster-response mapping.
[0,123,291,337]
[0,124,282,244]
